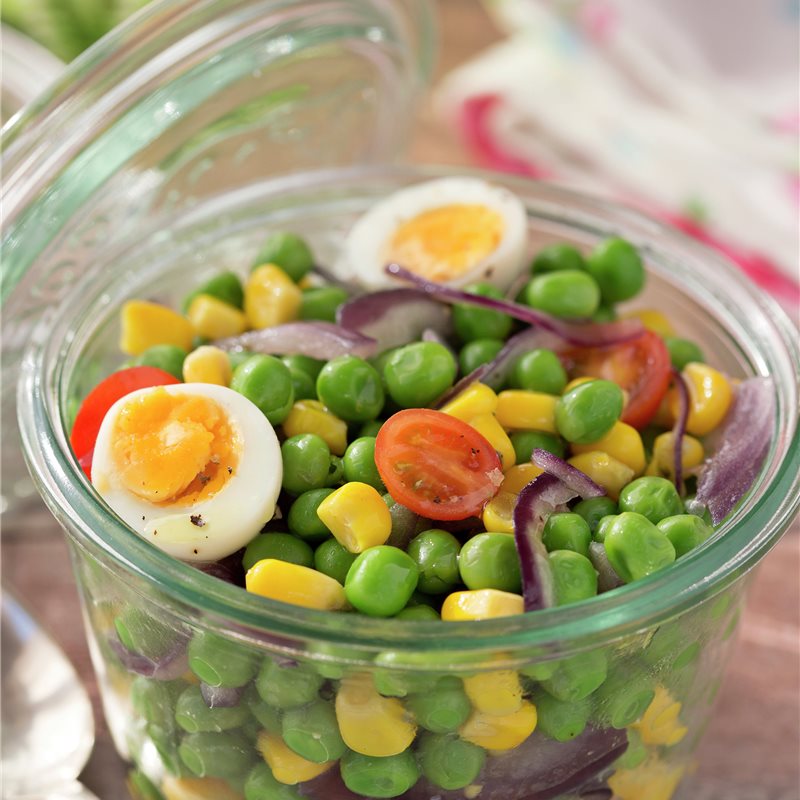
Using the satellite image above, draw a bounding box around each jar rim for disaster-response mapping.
[18,164,800,657]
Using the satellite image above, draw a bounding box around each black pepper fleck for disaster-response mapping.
[190,514,206,527]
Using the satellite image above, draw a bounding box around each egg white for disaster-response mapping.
[337,177,528,290]
[91,383,282,563]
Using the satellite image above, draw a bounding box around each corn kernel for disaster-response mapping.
[563,376,593,393]
[182,345,233,386]
[623,309,676,338]
[632,686,688,747]
[257,731,333,784]
[468,413,516,470]
[161,776,244,800]
[282,399,347,455]
[463,671,523,715]
[459,700,537,751]
[652,431,705,478]
[441,589,524,621]
[500,463,544,495]
[671,362,733,436]
[567,451,635,500]
[608,757,685,800]
[246,559,346,611]
[245,264,302,329]
[186,295,247,340]
[316,482,392,553]
[120,300,194,356]
[495,391,557,433]
[441,382,498,421]
[336,675,417,756]
[481,491,516,534]
[570,421,646,475]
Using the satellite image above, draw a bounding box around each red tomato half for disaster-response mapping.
[562,330,671,430]
[375,409,504,521]
[70,365,181,477]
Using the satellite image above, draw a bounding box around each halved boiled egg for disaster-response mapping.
[91,383,281,562]
[339,177,528,290]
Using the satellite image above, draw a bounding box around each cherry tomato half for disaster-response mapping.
[375,408,504,521]
[70,365,181,477]
[561,330,671,430]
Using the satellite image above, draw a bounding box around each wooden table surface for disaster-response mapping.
[3,2,799,799]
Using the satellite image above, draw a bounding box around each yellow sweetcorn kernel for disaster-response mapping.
[608,758,685,800]
[282,399,347,455]
[463,671,523,715]
[316,482,392,553]
[245,264,302,329]
[495,391,557,433]
[336,675,417,757]
[120,300,194,356]
[500,463,544,495]
[482,491,516,534]
[161,776,244,800]
[441,589,524,621]
[441,382,498,421]
[182,345,233,386]
[246,559,346,611]
[186,294,248,340]
[670,362,733,436]
[632,685,688,747]
[459,700,537,752]
[568,451,634,501]
[257,731,334,784]
[467,413,516,470]
[651,431,704,478]
[570,421,646,475]
[623,309,676,338]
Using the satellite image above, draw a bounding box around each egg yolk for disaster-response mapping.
[110,389,239,506]
[384,204,504,281]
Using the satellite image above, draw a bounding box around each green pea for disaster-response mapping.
[127,770,166,800]
[316,355,384,422]
[373,651,432,697]
[572,496,618,533]
[131,345,187,381]
[592,304,618,323]
[452,282,513,342]
[618,476,684,524]
[663,336,705,371]
[595,668,655,729]
[417,732,486,791]
[174,685,250,733]
[178,731,255,779]
[519,660,559,682]
[604,512,677,583]
[657,514,714,557]
[359,419,384,438]
[231,355,294,424]
[394,605,440,621]
[383,341,457,408]
[281,700,346,763]
[324,454,345,487]
[255,659,324,709]
[555,379,623,443]
[523,270,600,318]
[146,721,182,776]
[244,763,304,800]
[540,649,607,702]
[542,513,592,556]
[114,607,173,660]
[531,243,586,274]
[585,237,645,304]
[243,685,282,734]
[642,622,701,670]
[252,232,314,282]
[228,350,255,371]
[280,354,325,382]
[343,436,385,491]
[299,286,349,323]
[182,271,244,313]
[284,364,316,401]
[593,514,618,543]
[684,495,713,525]
[407,677,471,733]
[242,532,314,572]
[131,677,183,730]
[314,538,356,585]
[510,430,565,463]
[287,489,334,541]
[340,750,420,798]
[510,349,568,394]
[549,550,598,606]
[459,338,505,375]
[531,690,592,741]
[345,546,419,617]
[280,434,331,495]
[458,532,521,593]
[188,631,259,688]
[407,529,461,595]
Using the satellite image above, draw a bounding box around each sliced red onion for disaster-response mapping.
[200,682,244,708]
[386,263,642,346]
[589,541,624,592]
[195,551,245,587]
[336,288,452,353]
[214,322,376,359]
[670,367,690,495]
[109,635,189,680]
[696,377,775,525]
[311,263,360,291]
[531,449,606,499]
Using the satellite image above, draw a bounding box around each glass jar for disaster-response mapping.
[4,4,799,800]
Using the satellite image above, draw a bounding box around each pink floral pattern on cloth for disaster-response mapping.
[437,0,800,312]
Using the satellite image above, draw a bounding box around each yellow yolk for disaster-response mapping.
[384,204,504,281]
[110,388,239,506]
